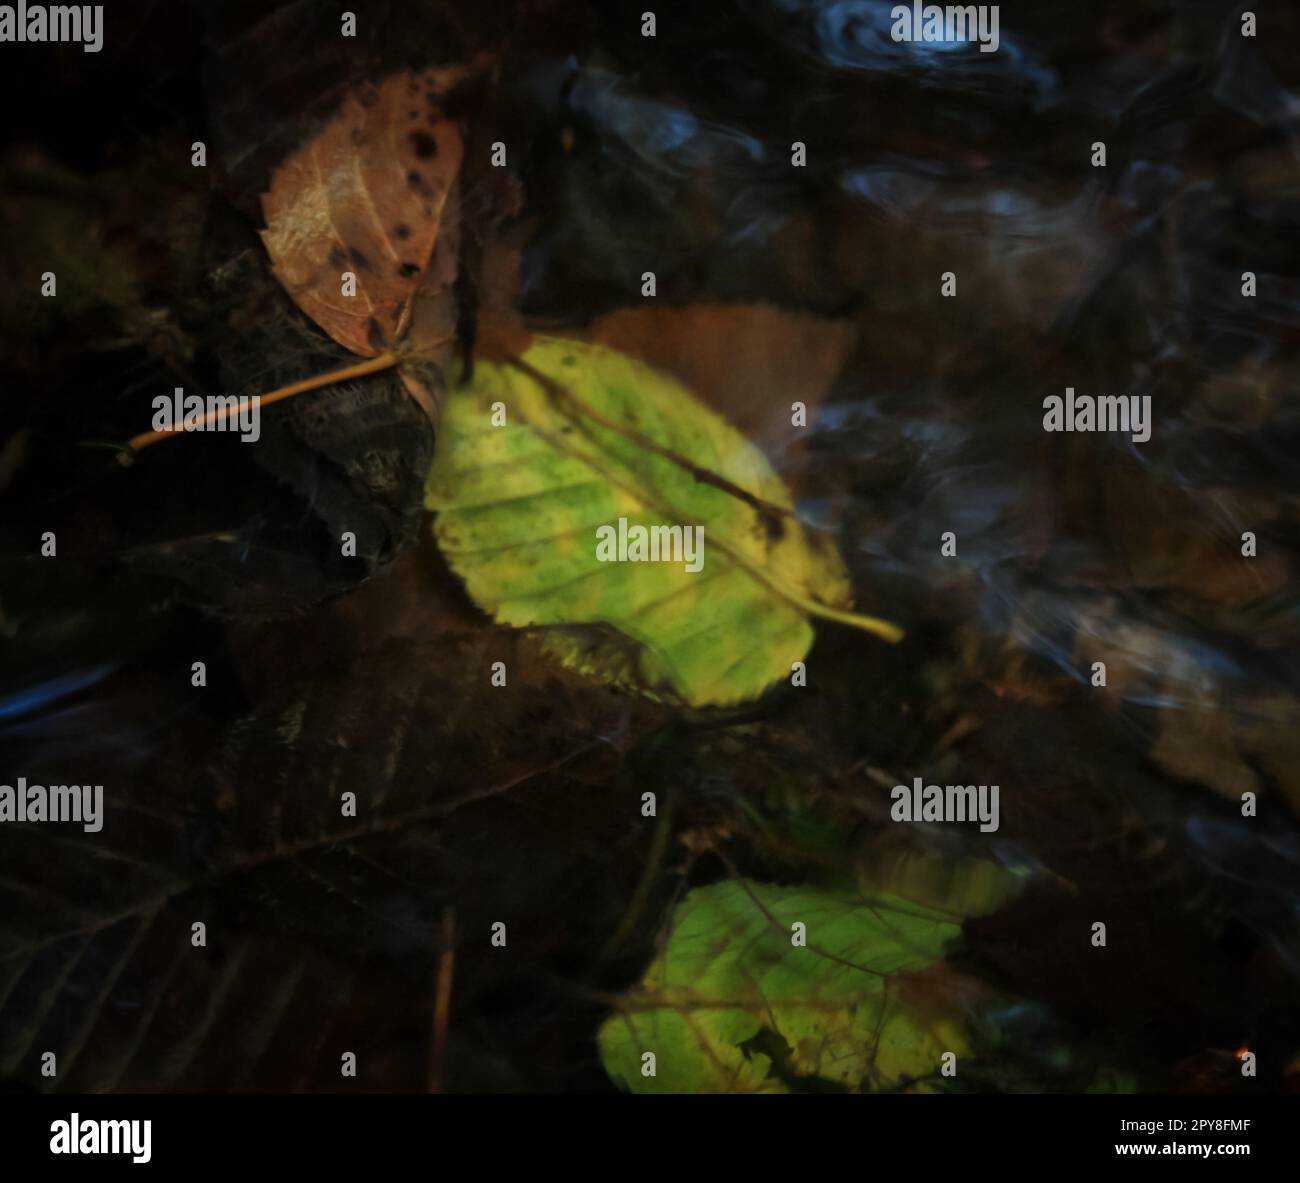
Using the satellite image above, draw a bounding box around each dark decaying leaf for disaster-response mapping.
[0,547,668,1091]
[123,372,435,620]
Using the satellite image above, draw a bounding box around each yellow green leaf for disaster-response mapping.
[598,880,990,1094]
[424,337,900,707]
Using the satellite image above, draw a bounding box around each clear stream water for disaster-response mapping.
[1,0,1298,1092]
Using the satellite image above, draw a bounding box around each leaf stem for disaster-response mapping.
[711,536,906,643]
[123,351,400,455]
[787,597,905,644]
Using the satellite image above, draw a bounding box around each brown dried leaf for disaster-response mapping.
[397,174,462,421]
[575,304,856,487]
[259,67,465,359]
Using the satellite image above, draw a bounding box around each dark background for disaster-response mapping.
[2,0,1300,1093]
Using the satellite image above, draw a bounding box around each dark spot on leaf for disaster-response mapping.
[348,247,372,272]
[398,262,420,278]
[394,224,411,240]
[409,131,437,159]
[408,171,434,200]
[366,318,385,351]
[329,247,348,269]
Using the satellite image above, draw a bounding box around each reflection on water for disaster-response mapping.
[1,0,1299,1092]
[507,0,1300,1085]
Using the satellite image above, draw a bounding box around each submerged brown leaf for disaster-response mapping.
[259,67,465,359]
[577,304,856,488]
[128,63,484,454]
